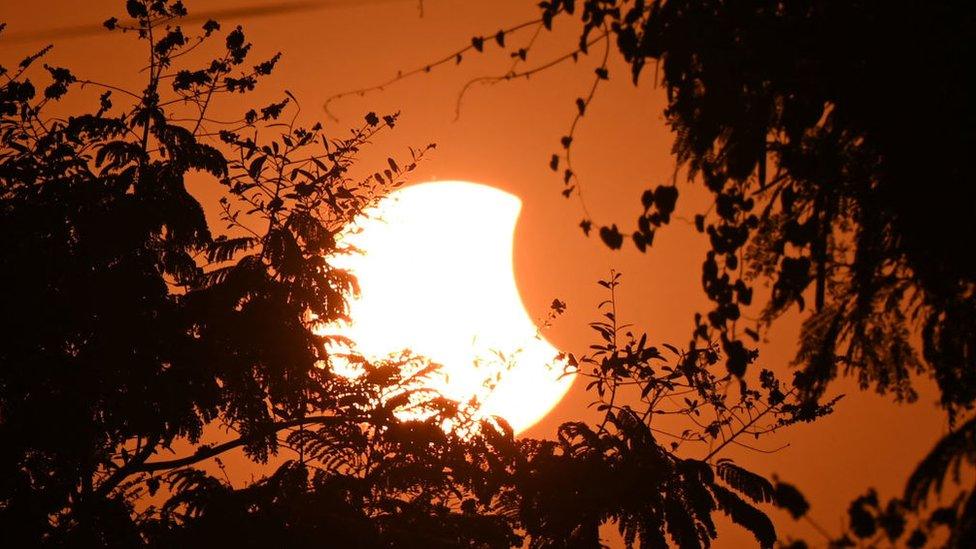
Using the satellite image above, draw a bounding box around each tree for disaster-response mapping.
[327,0,976,545]
[0,2,509,545]
[1,2,833,547]
[538,2,976,544]
[512,273,832,548]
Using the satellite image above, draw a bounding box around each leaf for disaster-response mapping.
[248,155,266,180]
[904,416,976,508]
[599,225,623,249]
[716,459,775,504]
[663,492,705,548]
[906,529,927,548]
[653,185,679,216]
[711,484,776,548]
[641,189,655,210]
[126,0,148,18]
[203,19,220,36]
[877,499,906,541]
[579,219,592,236]
[848,490,879,538]
[206,237,258,263]
[773,479,810,519]
[632,231,646,252]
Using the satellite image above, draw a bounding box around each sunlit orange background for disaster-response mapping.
[0,1,949,545]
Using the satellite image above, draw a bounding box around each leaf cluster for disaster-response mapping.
[534,0,975,414]
[1,3,841,547]
[0,2,435,544]
[516,273,836,547]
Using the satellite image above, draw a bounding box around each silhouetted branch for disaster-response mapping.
[703,388,796,462]
[95,435,161,498]
[322,17,549,121]
[554,26,611,221]
[135,415,356,473]
[453,29,610,122]
[0,2,332,46]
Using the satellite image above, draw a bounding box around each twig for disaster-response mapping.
[703,387,796,461]
[322,18,547,121]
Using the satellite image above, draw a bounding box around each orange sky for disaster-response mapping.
[0,1,953,545]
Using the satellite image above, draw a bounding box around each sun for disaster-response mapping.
[326,181,574,433]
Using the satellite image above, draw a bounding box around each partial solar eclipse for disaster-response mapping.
[329,181,573,433]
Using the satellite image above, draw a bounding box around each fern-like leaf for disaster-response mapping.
[904,416,976,508]
[206,236,258,263]
[664,490,706,549]
[197,263,235,288]
[947,490,976,548]
[716,458,775,504]
[711,483,776,549]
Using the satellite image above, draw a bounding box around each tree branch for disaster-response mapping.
[322,17,547,121]
[703,388,795,462]
[135,415,354,473]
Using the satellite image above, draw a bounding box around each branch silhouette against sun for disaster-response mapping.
[515,271,837,547]
[0,2,825,547]
[320,1,976,545]
[0,2,511,546]
[4,1,973,548]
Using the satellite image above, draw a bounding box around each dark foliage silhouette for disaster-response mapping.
[534,2,976,545]
[510,273,833,548]
[327,0,975,544]
[2,2,837,548]
[0,2,513,546]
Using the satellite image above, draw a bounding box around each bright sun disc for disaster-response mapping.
[326,181,573,433]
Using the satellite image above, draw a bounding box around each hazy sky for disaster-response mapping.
[0,1,951,544]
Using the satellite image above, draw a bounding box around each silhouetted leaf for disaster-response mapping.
[599,224,624,249]
[716,459,775,504]
[773,480,810,519]
[712,484,776,548]
[580,219,592,236]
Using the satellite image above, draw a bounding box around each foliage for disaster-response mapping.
[0,2,484,546]
[514,0,976,413]
[557,2,973,545]
[778,482,972,549]
[510,273,833,548]
[532,2,976,545]
[1,2,835,548]
[325,0,975,545]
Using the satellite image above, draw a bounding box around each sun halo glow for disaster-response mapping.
[325,181,573,434]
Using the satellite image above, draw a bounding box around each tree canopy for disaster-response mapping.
[329,0,975,545]
[536,1,976,545]
[0,2,825,548]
